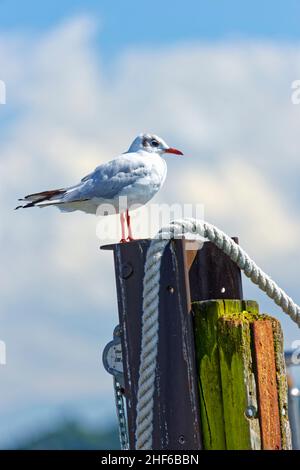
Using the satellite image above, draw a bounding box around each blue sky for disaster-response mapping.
[1,0,300,449]
[1,1,300,57]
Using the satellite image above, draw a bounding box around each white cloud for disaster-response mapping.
[1,16,300,444]
[181,158,300,257]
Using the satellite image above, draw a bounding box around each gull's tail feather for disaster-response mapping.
[15,188,66,210]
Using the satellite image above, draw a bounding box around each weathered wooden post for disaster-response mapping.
[102,237,292,450]
[194,300,291,449]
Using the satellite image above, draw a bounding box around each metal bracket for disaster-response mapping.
[102,325,125,389]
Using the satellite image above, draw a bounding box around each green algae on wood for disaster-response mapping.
[193,300,226,449]
[193,300,261,449]
[193,300,292,450]
[218,316,261,449]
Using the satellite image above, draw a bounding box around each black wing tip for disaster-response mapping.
[14,202,36,210]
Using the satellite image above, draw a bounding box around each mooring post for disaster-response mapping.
[102,237,242,449]
[102,237,291,450]
[102,239,202,450]
[193,302,292,449]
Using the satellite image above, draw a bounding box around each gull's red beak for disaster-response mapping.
[164,147,183,156]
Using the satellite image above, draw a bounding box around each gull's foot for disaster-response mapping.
[119,238,127,243]
[126,236,135,242]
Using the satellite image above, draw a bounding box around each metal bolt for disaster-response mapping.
[114,325,122,337]
[167,285,175,294]
[245,405,257,419]
[121,262,133,279]
[178,435,185,445]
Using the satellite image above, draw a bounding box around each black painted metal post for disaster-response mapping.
[102,237,242,450]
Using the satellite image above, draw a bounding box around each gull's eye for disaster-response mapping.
[151,139,159,147]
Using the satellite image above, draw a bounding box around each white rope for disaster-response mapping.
[135,218,300,450]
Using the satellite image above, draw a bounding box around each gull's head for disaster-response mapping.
[127,133,183,156]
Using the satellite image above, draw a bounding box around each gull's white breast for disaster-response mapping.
[117,153,167,209]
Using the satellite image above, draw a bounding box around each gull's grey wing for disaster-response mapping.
[63,154,149,202]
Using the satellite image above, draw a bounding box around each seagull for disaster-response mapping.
[16,133,183,242]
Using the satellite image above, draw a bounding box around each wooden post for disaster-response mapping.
[193,300,292,450]
[102,237,243,449]
[102,237,291,450]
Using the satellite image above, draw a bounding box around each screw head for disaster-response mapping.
[178,435,185,445]
[167,285,175,294]
[245,405,257,419]
[121,262,133,279]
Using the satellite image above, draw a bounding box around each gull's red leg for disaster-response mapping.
[120,212,127,243]
[126,210,134,241]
